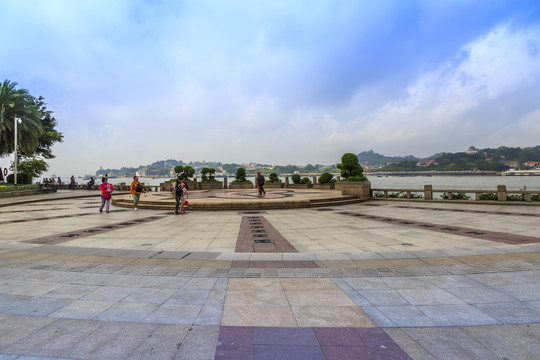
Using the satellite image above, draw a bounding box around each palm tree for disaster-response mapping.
[0,80,43,156]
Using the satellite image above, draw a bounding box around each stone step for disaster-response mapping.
[309,195,357,203]
[309,197,366,208]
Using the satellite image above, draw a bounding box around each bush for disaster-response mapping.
[201,167,217,182]
[268,172,281,183]
[232,167,250,183]
[175,165,195,180]
[479,193,498,200]
[6,173,32,184]
[441,192,470,200]
[337,153,367,181]
[507,194,527,201]
[300,177,311,184]
[291,174,301,184]
[318,172,334,184]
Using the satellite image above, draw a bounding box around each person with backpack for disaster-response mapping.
[171,177,183,215]
[130,176,145,210]
[99,177,113,213]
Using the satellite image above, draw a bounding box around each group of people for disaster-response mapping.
[98,175,147,213]
[40,177,62,192]
[171,177,189,214]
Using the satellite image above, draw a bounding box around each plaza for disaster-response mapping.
[0,189,539,359]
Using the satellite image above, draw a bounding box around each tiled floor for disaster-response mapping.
[1,192,540,359]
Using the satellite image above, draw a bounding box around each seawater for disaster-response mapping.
[98,175,540,191]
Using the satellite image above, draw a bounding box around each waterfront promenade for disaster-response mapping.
[0,190,539,359]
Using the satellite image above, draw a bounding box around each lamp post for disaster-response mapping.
[14,117,21,185]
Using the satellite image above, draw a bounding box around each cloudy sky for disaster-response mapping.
[1,0,540,177]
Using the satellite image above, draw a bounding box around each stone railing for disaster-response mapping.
[371,185,540,203]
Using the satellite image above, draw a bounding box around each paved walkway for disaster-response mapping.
[0,190,539,359]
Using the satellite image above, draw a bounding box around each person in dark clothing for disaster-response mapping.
[87,177,95,190]
[256,171,266,196]
[171,177,183,214]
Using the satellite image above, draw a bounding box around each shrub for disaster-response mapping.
[201,167,217,182]
[268,172,281,183]
[479,193,498,201]
[232,167,250,183]
[291,174,301,184]
[507,194,527,201]
[174,165,195,180]
[318,172,334,184]
[337,153,367,181]
[441,192,470,200]
[300,177,311,184]
[6,173,32,184]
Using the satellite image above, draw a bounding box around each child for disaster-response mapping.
[180,181,189,214]
[99,177,113,213]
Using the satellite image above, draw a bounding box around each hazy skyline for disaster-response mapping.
[1,0,540,177]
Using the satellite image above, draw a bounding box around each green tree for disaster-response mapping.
[337,153,367,181]
[233,167,248,182]
[8,158,48,184]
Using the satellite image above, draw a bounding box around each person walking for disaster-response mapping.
[256,171,266,196]
[99,177,113,213]
[171,177,183,214]
[69,176,75,190]
[180,180,189,214]
[130,176,145,210]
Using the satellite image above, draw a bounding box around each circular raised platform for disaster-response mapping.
[112,188,366,211]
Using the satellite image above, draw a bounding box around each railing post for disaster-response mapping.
[448,192,453,200]
[424,185,432,200]
[406,191,411,199]
[284,176,289,188]
[313,176,317,185]
[384,190,388,198]
[475,192,480,201]
[526,193,531,202]
[336,175,340,183]
[497,185,507,201]
[223,177,228,189]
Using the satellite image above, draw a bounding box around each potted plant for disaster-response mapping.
[200,167,223,189]
[161,165,196,191]
[288,174,312,189]
[229,167,253,189]
[313,172,336,190]
[337,153,370,199]
[265,172,283,188]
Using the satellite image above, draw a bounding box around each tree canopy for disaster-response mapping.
[0,80,63,158]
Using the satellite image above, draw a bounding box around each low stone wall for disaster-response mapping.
[340,181,371,200]
[0,188,51,198]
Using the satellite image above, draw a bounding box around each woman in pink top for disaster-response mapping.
[99,177,114,213]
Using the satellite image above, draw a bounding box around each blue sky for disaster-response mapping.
[1,0,540,177]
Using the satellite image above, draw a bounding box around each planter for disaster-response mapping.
[229,182,253,189]
[312,183,335,190]
[341,181,371,200]
[265,183,284,188]
[287,184,312,189]
[199,181,224,190]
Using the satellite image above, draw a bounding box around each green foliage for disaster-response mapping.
[300,177,311,184]
[506,194,527,201]
[291,174,301,184]
[479,193,498,200]
[386,191,423,199]
[232,167,250,183]
[337,153,367,181]
[8,158,48,184]
[175,165,195,180]
[441,192,471,200]
[318,172,334,184]
[201,167,216,182]
[268,172,281,183]
[0,80,63,158]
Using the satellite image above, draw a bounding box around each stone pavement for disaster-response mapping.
[0,190,540,359]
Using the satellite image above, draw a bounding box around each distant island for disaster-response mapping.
[89,145,540,179]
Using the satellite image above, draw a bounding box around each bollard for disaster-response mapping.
[313,176,317,185]
[285,176,289,187]
[223,177,228,189]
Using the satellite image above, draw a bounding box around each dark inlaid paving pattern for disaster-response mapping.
[236,215,298,253]
[23,215,165,245]
[394,204,540,217]
[215,326,411,360]
[231,260,319,268]
[337,211,540,245]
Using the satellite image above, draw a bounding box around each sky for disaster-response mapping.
[1,0,540,177]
